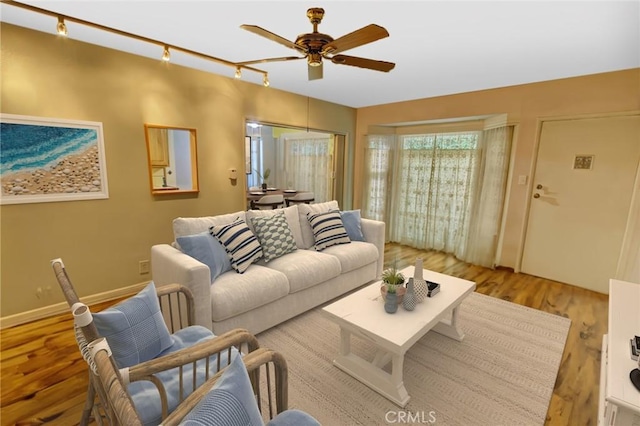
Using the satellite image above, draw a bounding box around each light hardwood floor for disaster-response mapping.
[1,243,608,425]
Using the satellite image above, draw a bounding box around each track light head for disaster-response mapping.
[161,45,171,62]
[56,17,67,36]
[263,74,270,87]
[235,67,242,79]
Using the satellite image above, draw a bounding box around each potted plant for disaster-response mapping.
[381,263,406,313]
[255,168,271,191]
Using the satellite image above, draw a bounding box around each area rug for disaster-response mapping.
[256,292,571,426]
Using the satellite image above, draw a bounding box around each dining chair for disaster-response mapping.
[251,194,285,210]
[285,191,315,207]
[51,258,260,425]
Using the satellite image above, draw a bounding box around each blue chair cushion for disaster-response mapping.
[179,354,263,426]
[127,325,240,426]
[267,409,321,426]
[176,231,232,282]
[93,282,174,368]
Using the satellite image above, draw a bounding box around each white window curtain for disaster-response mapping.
[362,135,395,221]
[281,133,333,203]
[388,133,480,258]
[463,126,513,267]
[363,126,513,268]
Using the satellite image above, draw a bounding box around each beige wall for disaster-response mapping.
[354,68,640,268]
[0,24,356,317]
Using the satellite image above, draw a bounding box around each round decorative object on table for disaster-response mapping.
[403,278,416,311]
[381,285,406,304]
[413,258,428,303]
[384,292,398,313]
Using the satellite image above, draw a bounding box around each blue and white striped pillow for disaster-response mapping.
[210,219,262,273]
[307,210,351,251]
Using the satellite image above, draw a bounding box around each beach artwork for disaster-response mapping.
[0,114,109,205]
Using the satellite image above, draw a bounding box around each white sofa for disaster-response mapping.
[151,201,385,335]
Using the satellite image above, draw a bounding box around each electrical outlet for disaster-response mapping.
[139,260,150,275]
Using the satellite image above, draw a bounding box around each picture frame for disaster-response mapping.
[245,136,252,174]
[0,114,109,205]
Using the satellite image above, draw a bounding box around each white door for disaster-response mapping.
[521,115,640,293]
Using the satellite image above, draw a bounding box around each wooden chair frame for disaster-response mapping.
[90,338,288,425]
[51,258,260,425]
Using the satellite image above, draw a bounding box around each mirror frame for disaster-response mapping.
[144,124,199,195]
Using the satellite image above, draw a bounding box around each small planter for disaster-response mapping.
[381,285,406,304]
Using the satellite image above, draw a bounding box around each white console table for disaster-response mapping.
[598,279,640,425]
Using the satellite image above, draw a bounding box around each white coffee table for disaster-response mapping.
[321,265,476,407]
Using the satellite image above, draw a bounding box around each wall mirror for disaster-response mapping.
[144,124,199,195]
[245,121,345,205]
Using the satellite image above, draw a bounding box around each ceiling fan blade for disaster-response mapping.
[308,63,323,81]
[322,24,389,55]
[241,24,306,53]
[330,55,395,72]
[236,56,305,66]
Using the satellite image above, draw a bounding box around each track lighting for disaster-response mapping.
[3,1,271,88]
[161,45,171,62]
[56,16,67,36]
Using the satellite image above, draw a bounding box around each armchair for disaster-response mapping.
[88,337,320,425]
[51,258,260,425]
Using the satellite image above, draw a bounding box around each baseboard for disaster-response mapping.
[0,281,150,330]
[495,265,515,273]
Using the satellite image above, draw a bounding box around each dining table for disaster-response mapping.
[245,188,301,201]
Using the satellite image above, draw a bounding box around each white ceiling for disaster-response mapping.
[2,1,639,108]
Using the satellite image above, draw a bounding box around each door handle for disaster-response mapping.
[536,184,543,190]
[533,193,540,199]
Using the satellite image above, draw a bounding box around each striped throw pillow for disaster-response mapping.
[210,219,262,273]
[307,210,351,251]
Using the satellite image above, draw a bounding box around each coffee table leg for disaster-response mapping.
[431,304,465,341]
[333,327,410,407]
[339,328,351,356]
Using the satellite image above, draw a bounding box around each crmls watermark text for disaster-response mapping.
[385,410,437,424]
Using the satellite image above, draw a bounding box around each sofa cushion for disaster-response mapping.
[250,213,297,262]
[298,200,340,249]
[246,205,305,249]
[93,283,174,368]
[258,249,341,293]
[173,211,247,240]
[307,210,351,251]
[322,241,380,274]
[176,231,232,282]
[211,219,263,274]
[340,209,366,242]
[210,266,290,321]
[180,355,263,426]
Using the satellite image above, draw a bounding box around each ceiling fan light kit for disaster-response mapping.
[240,7,395,81]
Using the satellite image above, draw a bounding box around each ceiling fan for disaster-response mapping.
[238,7,395,81]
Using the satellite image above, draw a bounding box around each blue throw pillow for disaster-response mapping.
[93,283,174,368]
[340,209,366,242]
[176,231,232,282]
[180,354,263,426]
